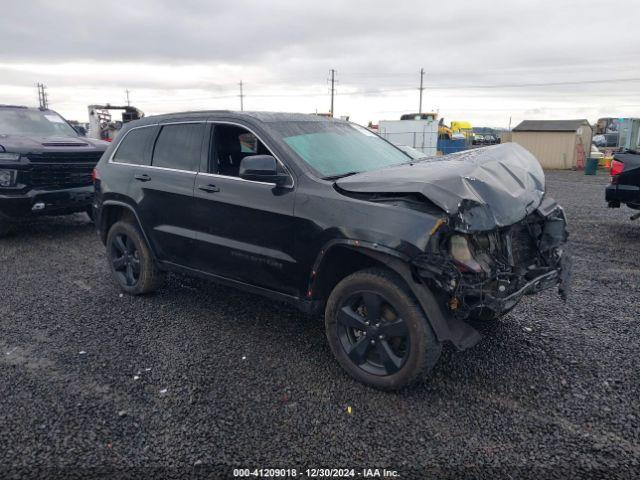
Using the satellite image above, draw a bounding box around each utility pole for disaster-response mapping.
[37,83,49,109]
[418,68,425,115]
[125,89,131,106]
[239,80,244,111]
[329,69,336,117]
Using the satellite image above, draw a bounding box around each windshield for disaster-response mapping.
[0,109,77,137]
[272,121,411,178]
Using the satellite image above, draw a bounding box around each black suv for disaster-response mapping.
[94,111,570,390]
[0,105,108,236]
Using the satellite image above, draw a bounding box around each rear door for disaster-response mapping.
[191,122,299,295]
[107,124,157,208]
[132,121,205,268]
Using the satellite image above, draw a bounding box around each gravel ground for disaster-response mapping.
[0,170,638,479]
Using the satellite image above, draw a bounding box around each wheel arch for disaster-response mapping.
[99,201,157,261]
[309,241,399,305]
[309,239,417,308]
[310,239,482,351]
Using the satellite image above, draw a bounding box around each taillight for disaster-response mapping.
[91,167,99,182]
[610,160,623,184]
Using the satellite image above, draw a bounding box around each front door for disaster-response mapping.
[191,122,299,296]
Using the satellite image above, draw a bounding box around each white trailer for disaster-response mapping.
[378,118,439,156]
[87,104,144,142]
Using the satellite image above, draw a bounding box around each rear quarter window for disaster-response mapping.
[112,127,155,165]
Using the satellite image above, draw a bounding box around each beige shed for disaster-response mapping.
[511,120,592,169]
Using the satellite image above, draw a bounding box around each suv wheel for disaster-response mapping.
[106,220,163,295]
[325,267,442,390]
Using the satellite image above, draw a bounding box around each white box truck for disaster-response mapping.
[378,116,439,156]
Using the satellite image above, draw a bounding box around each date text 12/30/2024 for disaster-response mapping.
[233,468,400,478]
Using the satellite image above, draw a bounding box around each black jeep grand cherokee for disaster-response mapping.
[0,105,108,236]
[94,111,570,390]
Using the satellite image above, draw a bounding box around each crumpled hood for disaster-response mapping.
[336,142,546,232]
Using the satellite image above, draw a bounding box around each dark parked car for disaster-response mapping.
[0,105,108,236]
[482,134,497,145]
[606,150,640,216]
[93,111,570,390]
[593,132,619,148]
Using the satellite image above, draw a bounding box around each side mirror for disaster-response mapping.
[239,155,289,186]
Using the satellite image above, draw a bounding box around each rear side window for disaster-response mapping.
[152,123,204,171]
[112,127,155,165]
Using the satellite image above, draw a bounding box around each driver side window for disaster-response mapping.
[210,125,271,177]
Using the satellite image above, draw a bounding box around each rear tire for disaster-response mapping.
[325,267,442,390]
[106,220,163,295]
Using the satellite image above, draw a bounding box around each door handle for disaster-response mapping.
[198,184,220,193]
[134,173,151,182]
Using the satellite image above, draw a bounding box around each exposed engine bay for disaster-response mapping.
[412,197,570,320]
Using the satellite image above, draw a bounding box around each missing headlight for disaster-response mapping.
[449,235,483,273]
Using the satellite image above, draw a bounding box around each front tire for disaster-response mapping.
[325,267,442,390]
[106,220,163,295]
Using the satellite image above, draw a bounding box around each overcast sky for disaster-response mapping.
[1,0,639,127]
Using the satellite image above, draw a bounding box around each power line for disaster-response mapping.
[127,75,640,107]
[378,103,640,113]
[125,88,131,106]
[421,77,640,90]
[245,76,640,98]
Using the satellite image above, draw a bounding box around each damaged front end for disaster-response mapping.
[413,197,571,320]
[336,142,572,325]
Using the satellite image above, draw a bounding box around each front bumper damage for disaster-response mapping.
[464,269,559,314]
[412,197,571,322]
[337,144,571,350]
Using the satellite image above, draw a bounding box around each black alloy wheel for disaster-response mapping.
[110,233,140,287]
[337,291,410,376]
[325,267,442,390]
[106,220,163,295]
